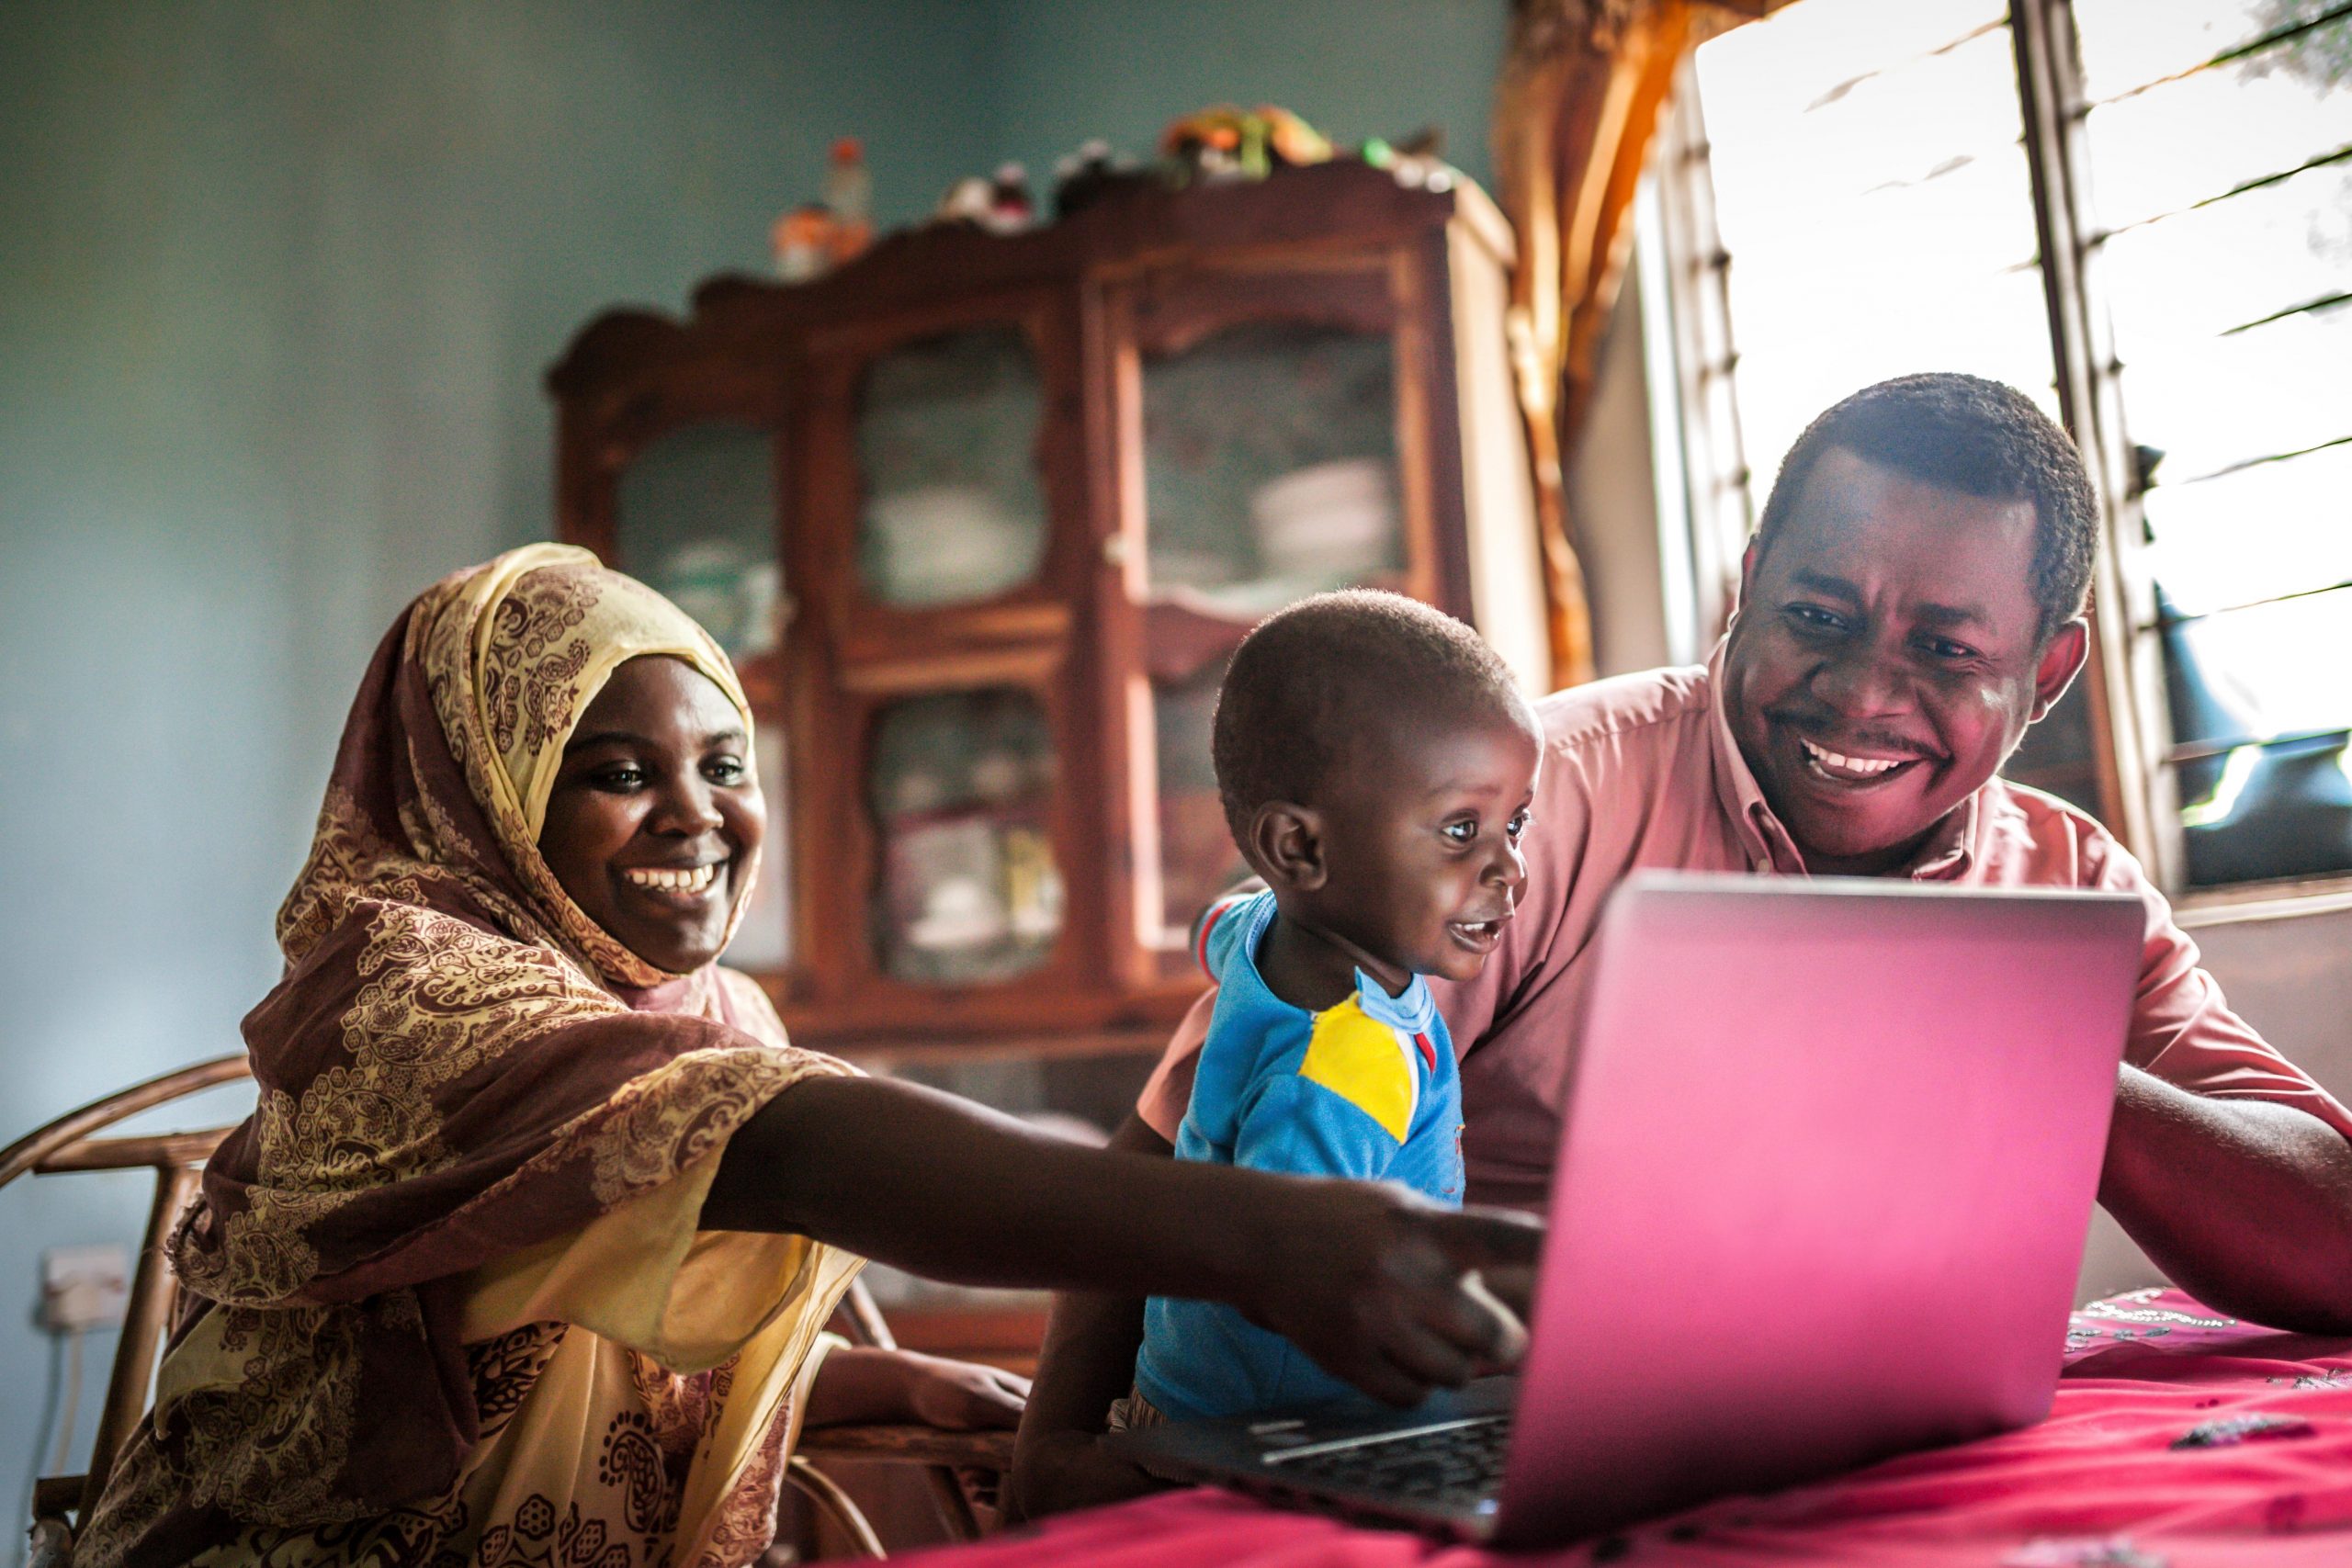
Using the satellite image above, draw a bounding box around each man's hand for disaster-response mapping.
[806,1345,1031,1430]
[1233,1182,1544,1406]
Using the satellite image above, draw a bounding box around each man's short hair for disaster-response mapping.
[1212,589,1530,844]
[1753,373,2099,640]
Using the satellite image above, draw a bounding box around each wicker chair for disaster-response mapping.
[0,1053,252,1568]
[1,1055,1009,1563]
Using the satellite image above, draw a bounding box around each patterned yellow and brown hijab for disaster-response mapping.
[129,546,831,1532]
[277,541,757,991]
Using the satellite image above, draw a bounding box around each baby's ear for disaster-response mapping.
[1250,802,1328,893]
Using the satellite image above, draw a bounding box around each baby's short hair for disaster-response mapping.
[1211,589,1531,844]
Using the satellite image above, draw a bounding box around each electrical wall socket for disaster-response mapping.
[40,1244,130,1334]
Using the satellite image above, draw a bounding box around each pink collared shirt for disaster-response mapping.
[1139,647,2352,1210]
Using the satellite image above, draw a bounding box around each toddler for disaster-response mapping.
[1130,589,1543,1421]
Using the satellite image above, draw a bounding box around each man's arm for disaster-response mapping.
[2100,1065,2352,1333]
[1007,1112,1176,1521]
[2075,834,2352,1332]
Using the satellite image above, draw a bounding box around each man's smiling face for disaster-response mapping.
[1721,446,2088,876]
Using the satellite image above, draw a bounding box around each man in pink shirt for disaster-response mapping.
[1012,373,2352,1517]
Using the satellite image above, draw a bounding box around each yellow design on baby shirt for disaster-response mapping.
[1298,996,1420,1143]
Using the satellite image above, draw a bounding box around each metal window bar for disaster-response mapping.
[2147,575,2352,630]
[2093,141,2352,245]
[2160,430,2352,491]
[1654,54,1755,643]
[2012,0,2163,860]
[2170,726,2351,767]
[2081,0,2352,110]
[2222,286,2352,335]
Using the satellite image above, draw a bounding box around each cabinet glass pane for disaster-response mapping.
[726,724,794,971]
[1142,321,1402,611]
[867,689,1062,984]
[614,423,784,660]
[1153,656,1250,948]
[855,328,1048,607]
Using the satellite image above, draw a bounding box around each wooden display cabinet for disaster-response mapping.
[548,160,1544,1057]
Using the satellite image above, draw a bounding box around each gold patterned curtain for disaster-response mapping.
[1495,0,1788,686]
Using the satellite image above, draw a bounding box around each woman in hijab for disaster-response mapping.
[77,546,1532,1568]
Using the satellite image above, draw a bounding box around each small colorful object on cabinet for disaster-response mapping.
[985,162,1035,234]
[931,162,1035,235]
[933,175,996,227]
[1160,104,1334,182]
[1053,138,1148,217]
[771,203,836,283]
[1360,126,1459,194]
[769,136,872,281]
[825,136,873,260]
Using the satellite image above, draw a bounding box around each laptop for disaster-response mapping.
[1107,874,2143,1547]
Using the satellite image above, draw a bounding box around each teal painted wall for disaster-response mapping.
[0,0,1507,1543]
[0,0,991,1537]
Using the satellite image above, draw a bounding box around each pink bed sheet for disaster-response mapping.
[916,1292,2352,1567]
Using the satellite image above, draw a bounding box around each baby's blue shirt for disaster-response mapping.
[1135,890,1465,1420]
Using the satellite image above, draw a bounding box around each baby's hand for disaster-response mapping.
[806,1344,1031,1430]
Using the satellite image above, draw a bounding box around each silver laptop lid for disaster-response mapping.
[1494,874,2142,1546]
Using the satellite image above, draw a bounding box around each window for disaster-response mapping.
[1657,0,2352,894]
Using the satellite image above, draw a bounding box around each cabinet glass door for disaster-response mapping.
[1140,321,1404,949]
[1152,654,1249,953]
[855,328,1049,608]
[613,422,785,660]
[1143,321,1402,611]
[725,724,794,971]
[866,688,1063,985]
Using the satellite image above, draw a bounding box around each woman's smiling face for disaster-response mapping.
[537,655,763,975]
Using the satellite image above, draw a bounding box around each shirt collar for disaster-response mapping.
[1224,894,1443,1035]
[1702,637,1982,882]
[1355,969,1439,1036]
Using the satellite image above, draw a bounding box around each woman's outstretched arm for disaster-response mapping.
[703,1074,1538,1407]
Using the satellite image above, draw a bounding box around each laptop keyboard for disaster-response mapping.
[1261,1414,1513,1504]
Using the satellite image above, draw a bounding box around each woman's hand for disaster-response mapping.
[806,1345,1031,1430]
[1008,1185,1537,1521]
[1231,1181,1543,1406]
